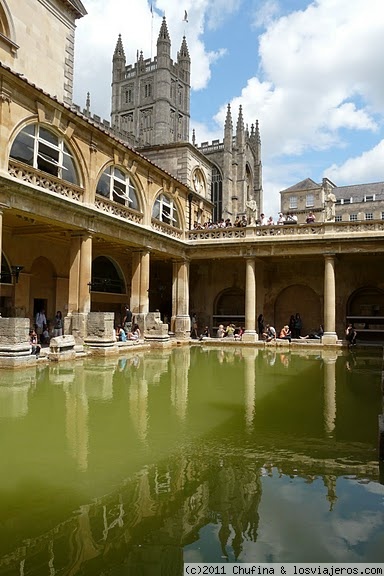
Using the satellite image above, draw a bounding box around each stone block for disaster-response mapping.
[49,335,76,362]
[0,318,34,368]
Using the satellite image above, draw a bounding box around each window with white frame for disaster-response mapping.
[335,215,342,222]
[381,212,384,220]
[349,214,357,221]
[152,193,180,228]
[364,194,375,202]
[306,193,314,207]
[365,212,373,220]
[10,124,79,184]
[289,195,298,209]
[96,166,139,210]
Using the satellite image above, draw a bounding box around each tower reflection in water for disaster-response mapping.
[0,346,383,574]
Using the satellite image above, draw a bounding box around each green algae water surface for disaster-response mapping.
[0,346,383,575]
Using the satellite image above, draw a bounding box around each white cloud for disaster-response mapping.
[324,139,384,184]
[224,0,384,160]
[73,0,231,118]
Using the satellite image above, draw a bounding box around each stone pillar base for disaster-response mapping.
[322,332,338,345]
[0,318,35,368]
[174,315,191,339]
[242,330,258,343]
[144,312,170,342]
[66,312,88,344]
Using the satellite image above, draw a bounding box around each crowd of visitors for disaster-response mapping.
[192,211,317,230]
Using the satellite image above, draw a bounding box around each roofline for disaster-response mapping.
[0,62,191,192]
[61,0,87,18]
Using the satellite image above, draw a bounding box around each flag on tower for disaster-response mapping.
[183,10,188,22]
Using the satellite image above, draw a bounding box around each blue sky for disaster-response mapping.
[74,0,384,217]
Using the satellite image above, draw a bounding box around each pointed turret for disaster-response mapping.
[224,104,233,151]
[157,16,171,65]
[177,36,191,82]
[112,34,126,82]
[255,119,261,144]
[236,105,245,150]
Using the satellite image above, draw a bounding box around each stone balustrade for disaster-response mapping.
[8,160,84,203]
[187,220,384,242]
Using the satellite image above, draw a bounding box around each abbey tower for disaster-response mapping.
[111,17,263,223]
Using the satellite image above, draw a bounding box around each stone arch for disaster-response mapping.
[30,256,57,323]
[9,121,83,187]
[95,162,143,213]
[91,256,126,294]
[245,162,253,198]
[152,190,185,230]
[347,286,384,317]
[213,286,245,327]
[274,284,321,336]
[1,251,12,284]
[0,0,16,46]
[211,164,223,223]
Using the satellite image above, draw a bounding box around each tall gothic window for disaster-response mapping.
[152,193,180,228]
[211,166,223,222]
[96,165,139,210]
[10,124,79,185]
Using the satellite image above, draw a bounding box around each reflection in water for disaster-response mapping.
[0,368,36,419]
[323,353,337,436]
[0,347,383,574]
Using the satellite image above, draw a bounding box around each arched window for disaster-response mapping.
[211,166,223,222]
[152,193,180,228]
[91,256,125,294]
[10,124,79,184]
[96,165,139,210]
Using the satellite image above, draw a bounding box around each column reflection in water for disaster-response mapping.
[322,350,337,436]
[129,356,149,444]
[170,347,190,421]
[0,368,35,419]
[243,348,258,433]
[64,364,89,472]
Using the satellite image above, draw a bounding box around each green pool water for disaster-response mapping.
[1,346,383,575]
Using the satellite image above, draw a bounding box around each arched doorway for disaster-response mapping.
[90,256,127,323]
[30,256,56,325]
[213,287,245,331]
[275,285,321,336]
[347,286,384,339]
[0,252,12,316]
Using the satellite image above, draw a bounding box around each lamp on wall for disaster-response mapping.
[10,265,24,283]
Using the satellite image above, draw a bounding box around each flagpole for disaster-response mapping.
[150,3,153,60]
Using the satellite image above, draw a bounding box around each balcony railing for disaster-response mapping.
[95,196,143,224]
[187,220,384,241]
[151,218,183,239]
[8,159,84,203]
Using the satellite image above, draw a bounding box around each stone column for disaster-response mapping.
[130,250,150,315]
[68,234,81,314]
[139,250,150,314]
[242,257,258,343]
[323,254,338,345]
[172,259,191,339]
[79,234,92,314]
[131,251,141,315]
[130,250,150,335]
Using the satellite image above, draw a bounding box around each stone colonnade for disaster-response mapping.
[2,225,339,344]
[240,254,338,344]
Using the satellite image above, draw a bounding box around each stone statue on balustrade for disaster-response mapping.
[245,199,258,226]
